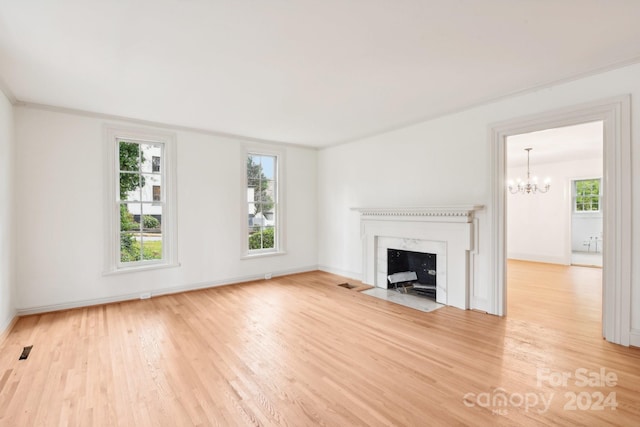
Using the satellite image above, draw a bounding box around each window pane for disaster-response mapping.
[121,232,142,262]
[260,156,275,180]
[141,174,161,202]
[247,156,260,179]
[141,204,162,260]
[260,180,276,203]
[262,227,275,249]
[119,141,140,171]
[142,204,162,233]
[248,179,260,200]
[120,203,140,232]
[141,144,161,173]
[153,185,161,202]
[120,172,142,201]
[248,226,262,250]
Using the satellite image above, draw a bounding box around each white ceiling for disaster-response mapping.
[507,121,603,168]
[1,1,640,147]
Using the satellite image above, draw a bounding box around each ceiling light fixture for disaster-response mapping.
[508,148,550,194]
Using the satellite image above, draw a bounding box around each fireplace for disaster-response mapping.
[353,205,483,309]
[387,249,437,294]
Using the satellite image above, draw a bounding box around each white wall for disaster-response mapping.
[0,90,15,333]
[507,157,602,264]
[13,106,318,312]
[318,61,640,334]
[572,214,602,253]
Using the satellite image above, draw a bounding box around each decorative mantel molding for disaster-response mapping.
[352,205,484,223]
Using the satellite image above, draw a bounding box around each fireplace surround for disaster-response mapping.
[353,205,483,309]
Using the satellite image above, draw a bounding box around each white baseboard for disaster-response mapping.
[16,265,319,316]
[507,253,570,265]
[629,329,640,348]
[317,265,362,281]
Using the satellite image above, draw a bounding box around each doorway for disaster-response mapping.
[505,122,604,328]
[490,96,631,346]
[506,121,604,267]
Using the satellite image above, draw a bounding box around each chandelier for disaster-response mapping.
[508,148,550,194]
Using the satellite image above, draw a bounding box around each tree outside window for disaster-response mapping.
[119,141,163,263]
[574,179,601,212]
[247,154,277,251]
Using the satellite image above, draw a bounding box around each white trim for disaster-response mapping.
[241,145,286,258]
[490,95,631,346]
[507,254,569,265]
[103,124,179,274]
[102,261,181,276]
[630,330,640,348]
[352,205,483,222]
[15,265,318,316]
[317,265,362,282]
[240,251,287,260]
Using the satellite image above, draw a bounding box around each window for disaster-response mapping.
[574,178,601,212]
[242,148,284,256]
[105,125,177,273]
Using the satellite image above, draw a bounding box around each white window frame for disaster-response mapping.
[241,145,286,258]
[104,124,178,274]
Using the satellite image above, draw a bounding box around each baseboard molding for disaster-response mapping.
[16,265,319,316]
[629,329,640,348]
[507,253,570,265]
[317,265,362,282]
[0,312,18,346]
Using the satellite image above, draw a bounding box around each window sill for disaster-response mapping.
[241,250,287,260]
[573,211,603,217]
[103,262,181,276]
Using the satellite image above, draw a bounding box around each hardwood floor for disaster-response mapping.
[1,263,639,426]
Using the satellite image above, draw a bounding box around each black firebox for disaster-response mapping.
[387,249,436,288]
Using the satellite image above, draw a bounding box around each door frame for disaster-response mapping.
[489,95,631,346]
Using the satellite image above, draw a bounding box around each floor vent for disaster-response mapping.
[338,282,357,289]
[19,345,33,361]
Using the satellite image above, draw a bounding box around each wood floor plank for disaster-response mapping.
[1,263,640,425]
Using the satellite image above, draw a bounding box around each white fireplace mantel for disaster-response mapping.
[353,205,483,310]
[352,205,483,222]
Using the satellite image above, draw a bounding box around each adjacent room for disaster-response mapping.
[1,1,640,425]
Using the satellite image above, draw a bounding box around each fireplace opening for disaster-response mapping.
[387,249,436,298]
